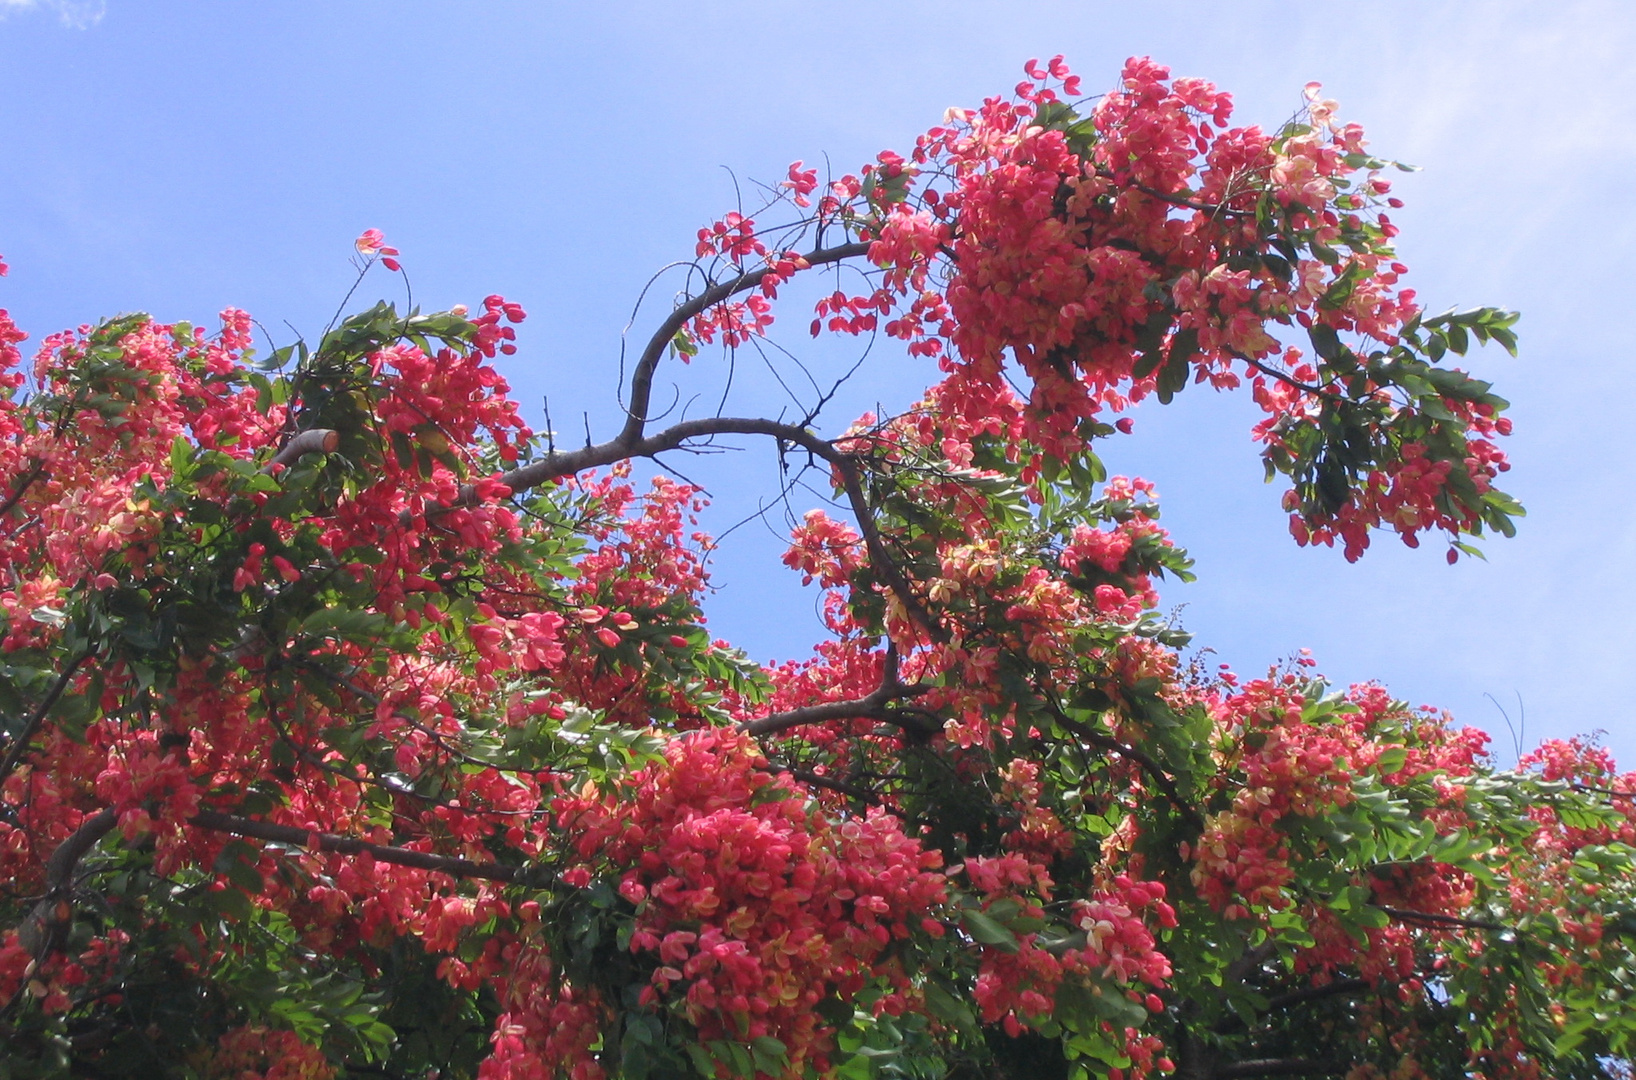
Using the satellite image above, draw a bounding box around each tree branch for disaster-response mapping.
[1046,702,1205,830]
[758,762,892,809]
[617,241,870,445]
[263,427,339,472]
[0,460,49,522]
[0,653,94,791]
[1092,168,1255,218]
[1239,353,1327,397]
[1214,977,1372,1035]
[189,810,546,887]
[741,644,932,737]
[831,454,948,643]
[1374,905,1507,933]
[1217,1060,1335,1079]
[1264,977,1370,1016]
[490,243,870,494]
[490,415,948,643]
[18,807,118,957]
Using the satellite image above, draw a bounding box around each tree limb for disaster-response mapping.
[617,241,870,446]
[490,415,948,643]
[18,807,118,957]
[263,427,339,472]
[189,810,545,887]
[831,454,947,643]
[1264,977,1370,1017]
[741,644,932,737]
[0,460,49,523]
[492,242,870,493]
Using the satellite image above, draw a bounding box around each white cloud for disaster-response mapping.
[0,0,105,29]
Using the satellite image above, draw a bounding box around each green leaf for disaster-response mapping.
[1374,747,1408,775]
[963,909,1020,952]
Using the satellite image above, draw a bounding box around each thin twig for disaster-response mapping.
[0,653,94,790]
[1046,701,1205,830]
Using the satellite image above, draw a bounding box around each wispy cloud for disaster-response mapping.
[0,0,106,29]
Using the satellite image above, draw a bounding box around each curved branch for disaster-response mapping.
[618,241,870,445]
[1240,353,1326,397]
[18,807,118,957]
[1092,168,1256,219]
[831,454,947,643]
[1264,977,1371,1015]
[758,762,891,808]
[743,641,933,738]
[263,427,339,472]
[492,415,948,643]
[742,687,933,738]
[1214,977,1372,1035]
[0,460,49,522]
[492,243,870,495]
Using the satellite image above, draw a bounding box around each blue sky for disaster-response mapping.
[2,1,1631,766]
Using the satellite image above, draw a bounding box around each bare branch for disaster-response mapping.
[1214,977,1372,1035]
[491,243,870,494]
[741,643,933,737]
[758,762,893,809]
[618,241,869,445]
[1093,168,1256,219]
[1264,977,1371,1015]
[832,454,948,644]
[488,415,948,644]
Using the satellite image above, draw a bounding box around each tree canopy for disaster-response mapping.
[0,56,1631,1080]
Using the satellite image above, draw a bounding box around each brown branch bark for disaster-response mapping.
[740,692,936,738]
[616,242,871,445]
[491,242,870,493]
[1264,977,1371,1015]
[758,762,890,808]
[831,455,947,643]
[189,810,544,886]
[486,415,948,644]
[1091,168,1256,218]
[1214,977,1372,1035]
[18,807,118,957]
[263,427,339,472]
[741,645,932,737]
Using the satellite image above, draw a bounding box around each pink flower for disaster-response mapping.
[354,228,402,271]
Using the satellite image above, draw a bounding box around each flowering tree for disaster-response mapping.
[1,56,1632,1080]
